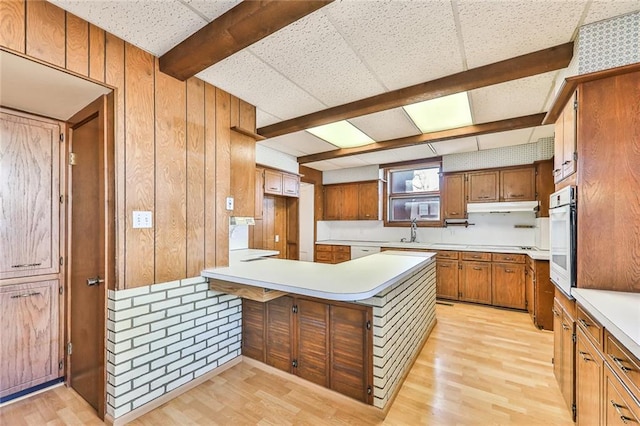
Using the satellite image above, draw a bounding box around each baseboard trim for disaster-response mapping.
[105,356,242,426]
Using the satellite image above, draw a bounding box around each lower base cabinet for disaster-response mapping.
[0,279,61,398]
[604,364,640,425]
[525,258,554,331]
[459,261,492,304]
[553,290,576,419]
[576,328,603,425]
[242,296,373,404]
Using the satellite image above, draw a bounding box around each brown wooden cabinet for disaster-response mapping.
[525,257,554,330]
[604,364,640,426]
[315,244,350,264]
[554,90,577,183]
[576,327,604,426]
[0,279,61,398]
[442,173,466,219]
[500,167,536,201]
[323,181,381,221]
[553,289,576,419]
[254,168,264,219]
[230,132,256,217]
[459,259,492,304]
[264,168,299,198]
[282,173,300,197]
[492,262,526,309]
[241,295,373,404]
[467,170,499,202]
[436,254,459,300]
[535,159,554,217]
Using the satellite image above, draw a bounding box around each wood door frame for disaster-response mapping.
[65,93,114,419]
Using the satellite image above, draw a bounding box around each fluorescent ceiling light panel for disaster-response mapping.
[404,92,473,133]
[306,120,374,148]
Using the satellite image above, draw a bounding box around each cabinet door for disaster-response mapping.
[295,298,329,387]
[341,184,359,220]
[562,91,577,179]
[254,168,264,219]
[329,304,371,404]
[436,259,459,299]
[604,365,640,426]
[500,167,535,201]
[264,169,283,195]
[492,263,525,309]
[443,173,466,219]
[535,159,554,217]
[241,299,265,362]
[467,171,499,202]
[576,329,603,426]
[0,112,60,279]
[459,262,492,304]
[554,108,565,183]
[358,181,380,220]
[324,185,342,220]
[0,280,60,398]
[230,132,256,216]
[553,300,564,387]
[266,296,294,373]
[282,173,299,197]
[561,310,576,413]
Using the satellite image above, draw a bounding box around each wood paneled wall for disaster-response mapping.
[1,0,257,289]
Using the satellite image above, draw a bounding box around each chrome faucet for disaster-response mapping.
[410,218,418,242]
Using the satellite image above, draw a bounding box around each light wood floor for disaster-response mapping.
[0,302,573,425]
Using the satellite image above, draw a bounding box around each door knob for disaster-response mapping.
[87,276,104,286]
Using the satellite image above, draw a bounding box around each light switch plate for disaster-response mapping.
[226,197,234,211]
[133,211,153,229]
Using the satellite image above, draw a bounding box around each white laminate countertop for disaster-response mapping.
[229,248,280,262]
[317,240,550,261]
[202,251,436,301]
[571,288,640,359]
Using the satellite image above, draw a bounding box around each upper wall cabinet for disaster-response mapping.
[0,110,61,279]
[323,181,381,221]
[264,169,299,198]
[442,173,466,219]
[553,90,577,183]
[500,167,536,201]
[230,132,256,218]
[467,170,499,202]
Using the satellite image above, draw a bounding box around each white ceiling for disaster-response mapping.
[48,0,640,170]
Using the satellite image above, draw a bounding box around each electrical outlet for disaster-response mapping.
[226,197,234,211]
[275,235,280,243]
[133,211,152,229]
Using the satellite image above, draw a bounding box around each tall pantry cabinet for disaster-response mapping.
[0,110,64,398]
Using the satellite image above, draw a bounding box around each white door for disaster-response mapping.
[299,182,314,262]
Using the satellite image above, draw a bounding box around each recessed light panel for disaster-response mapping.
[306,120,374,148]
[404,92,473,133]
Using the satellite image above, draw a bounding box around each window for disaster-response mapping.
[385,162,442,224]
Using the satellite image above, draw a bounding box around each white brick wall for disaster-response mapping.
[360,259,436,409]
[106,277,241,418]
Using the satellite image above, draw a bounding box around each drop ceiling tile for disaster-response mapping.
[469,71,558,123]
[354,144,438,166]
[248,10,385,107]
[323,1,463,90]
[49,0,207,56]
[304,160,342,171]
[198,50,326,121]
[584,3,640,25]
[457,1,587,68]
[256,109,281,128]
[260,131,338,157]
[327,156,371,169]
[529,125,555,142]
[477,129,533,150]
[349,108,420,142]
[183,0,240,21]
[431,137,478,155]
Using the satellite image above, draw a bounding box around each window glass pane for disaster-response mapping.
[390,168,440,194]
[389,196,440,221]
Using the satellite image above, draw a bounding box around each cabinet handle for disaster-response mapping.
[578,318,590,328]
[510,194,524,198]
[440,264,450,268]
[610,355,632,372]
[504,257,513,260]
[268,187,278,191]
[562,323,570,331]
[11,263,42,268]
[578,351,593,362]
[473,267,482,271]
[610,400,634,424]
[552,308,560,317]
[11,292,42,299]
[562,160,571,165]
[450,211,458,215]
[504,269,514,273]
[553,168,561,173]
[472,255,481,259]
[478,196,490,199]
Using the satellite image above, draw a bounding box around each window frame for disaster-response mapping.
[382,160,444,227]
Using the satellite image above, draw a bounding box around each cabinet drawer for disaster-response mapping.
[436,251,459,260]
[316,251,332,262]
[334,252,350,263]
[577,304,603,349]
[316,245,332,252]
[605,332,640,399]
[492,253,526,264]
[334,246,351,254]
[461,252,491,262]
[605,364,640,426]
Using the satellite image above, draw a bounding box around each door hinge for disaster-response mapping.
[69,152,77,166]
[59,195,64,204]
[367,386,372,395]
[60,133,64,142]
[59,285,63,295]
[572,403,577,420]
[366,320,371,330]
[292,305,298,314]
[292,359,298,368]
[58,360,64,370]
[573,152,578,161]
[60,257,64,266]
[67,342,73,355]
[551,357,554,365]
[573,100,578,111]
[572,333,577,344]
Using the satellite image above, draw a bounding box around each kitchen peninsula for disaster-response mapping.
[201,251,436,411]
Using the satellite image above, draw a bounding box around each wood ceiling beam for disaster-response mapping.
[160,0,334,81]
[297,113,545,164]
[259,42,573,138]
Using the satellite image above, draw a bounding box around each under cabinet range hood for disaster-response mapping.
[230,217,255,225]
[466,201,539,213]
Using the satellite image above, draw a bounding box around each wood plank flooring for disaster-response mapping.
[0,302,573,425]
